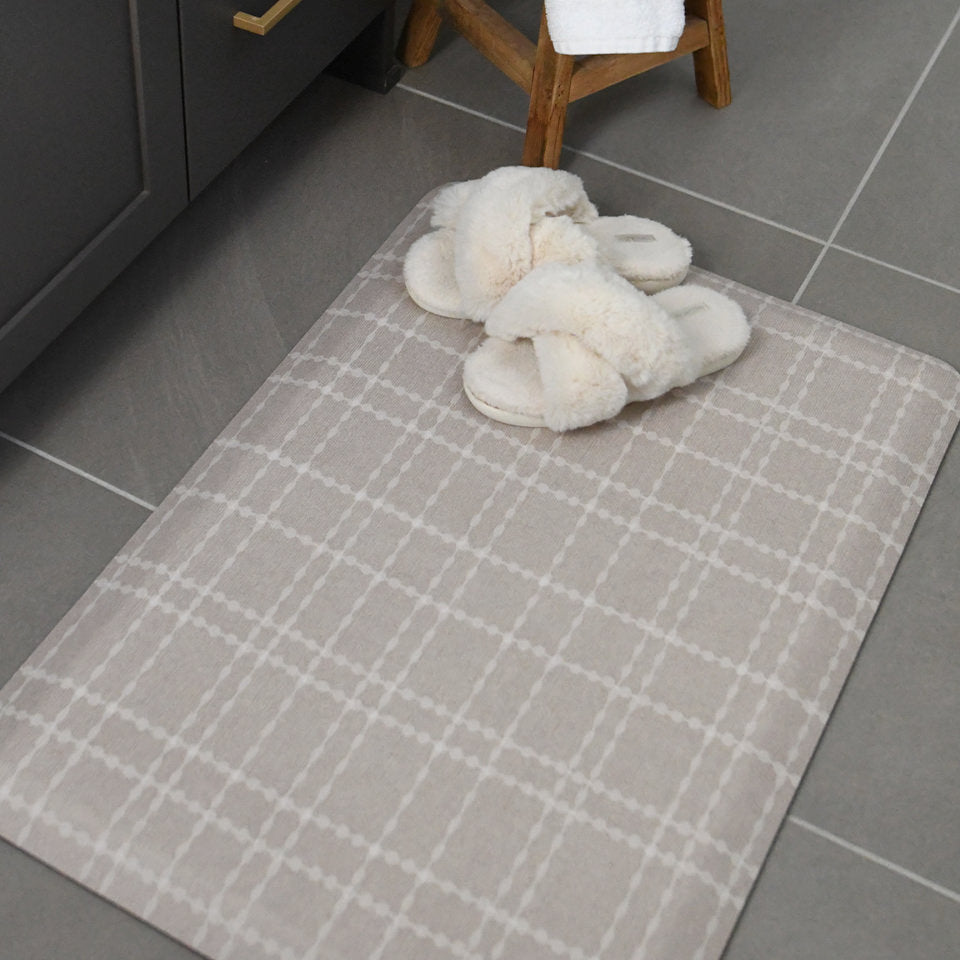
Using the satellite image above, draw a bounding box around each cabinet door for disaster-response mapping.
[180,0,389,196]
[0,0,187,392]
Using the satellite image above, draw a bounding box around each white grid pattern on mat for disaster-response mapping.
[1,197,958,960]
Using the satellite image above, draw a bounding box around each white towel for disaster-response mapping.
[544,0,686,55]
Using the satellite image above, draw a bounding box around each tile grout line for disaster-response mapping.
[0,431,158,512]
[792,3,960,304]
[565,146,824,243]
[830,244,960,297]
[395,83,826,245]
[395,83,960,298]
[395,82,528,134]
[788,815,960,906]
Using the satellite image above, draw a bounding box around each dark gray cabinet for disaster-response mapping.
[0,0,187,392]
[182,0,391,195]
[0,0,395,393]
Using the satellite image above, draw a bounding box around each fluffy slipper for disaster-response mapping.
[462,263,749,431]
[404,167,691,321]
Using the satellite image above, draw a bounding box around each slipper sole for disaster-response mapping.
[463,337,549,427]
[403,230,473,319]
[463,381,547,428]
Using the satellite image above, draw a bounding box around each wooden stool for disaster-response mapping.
[399,0,730,168]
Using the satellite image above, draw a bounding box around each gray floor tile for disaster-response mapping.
[0,439,148,687]
[0,77,527,507]
[722,820,960,960]
[400,0,960,237]
[798,248,960,369]
[789,432,960,893]
[0,840,201,960]
[837,19,960,288]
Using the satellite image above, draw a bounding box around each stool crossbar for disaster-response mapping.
[399,0,731,167]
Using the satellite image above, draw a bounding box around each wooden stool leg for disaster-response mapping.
[399,0,443,68]
[522,6,575,168]
[686,0,731,107]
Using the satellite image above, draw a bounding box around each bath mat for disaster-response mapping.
[1,194,957,960]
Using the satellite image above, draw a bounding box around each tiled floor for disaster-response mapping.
[1,1,959,957]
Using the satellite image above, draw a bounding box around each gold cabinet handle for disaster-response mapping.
[233,0,304,35]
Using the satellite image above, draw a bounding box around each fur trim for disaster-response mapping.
[429,181,478,229]
[530,216,599,268]
[452,168,599,320]
[533,332,627,431]
[465,267,751,432]
[411,168,693,322]
[484,262,697,398]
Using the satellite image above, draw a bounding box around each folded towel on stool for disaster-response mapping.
[545,0,685,54]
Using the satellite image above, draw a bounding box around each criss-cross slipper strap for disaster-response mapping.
[485,262,698,401]
[453,168,599,319]
[530,333,629,431]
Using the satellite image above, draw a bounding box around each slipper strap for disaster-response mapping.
[485,262,699,399]
[454,168,599,320]
[429,167,538,228]
[532,333,629,431]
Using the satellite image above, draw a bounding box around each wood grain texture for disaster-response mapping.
[569,17,709,102]
[686,0,732,106]
[445,0,537,92]
[522,6,572,167]
[397,0,443,67]
[397,0,732,167]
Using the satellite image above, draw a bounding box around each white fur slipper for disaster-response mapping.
[462,263,749,431]
[404,167,692,321]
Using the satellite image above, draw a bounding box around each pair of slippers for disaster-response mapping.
[404,167,750,432]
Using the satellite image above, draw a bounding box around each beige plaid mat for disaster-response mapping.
[1,196,958,960]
